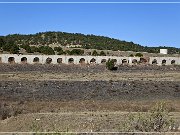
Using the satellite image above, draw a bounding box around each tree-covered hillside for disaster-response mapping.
[0,31,179,54]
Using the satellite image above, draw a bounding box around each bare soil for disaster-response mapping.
[0,64,180,133]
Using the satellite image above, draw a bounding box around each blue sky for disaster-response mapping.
[0,0,180,48]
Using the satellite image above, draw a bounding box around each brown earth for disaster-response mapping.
[0,64,180,133]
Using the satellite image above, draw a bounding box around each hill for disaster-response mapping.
[0,31,180,55]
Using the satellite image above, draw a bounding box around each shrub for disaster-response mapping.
[106,59,118,70]
[38,46,55,55]
[70,49,84,55]
[100,51,106,56]
[122,102,177,132]
[129,54,134,57]
[92,50,98,56]
[135,53,143,57]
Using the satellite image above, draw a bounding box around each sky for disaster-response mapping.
[0,0,180,48]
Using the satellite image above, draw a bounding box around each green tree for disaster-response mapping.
[0,38,5,48]
[2,40,19,54]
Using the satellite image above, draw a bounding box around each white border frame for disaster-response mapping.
[0,1,180,134]
[0,1,180,4]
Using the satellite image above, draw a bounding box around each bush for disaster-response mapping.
[38,46,55,55]
[92,50,98,56]
[106,59,118,70]
[135,53,143,57]
[21,44,32,53]
[129,54,134,57]
[70,49,84,55]
[100,51,106,56]
[122,102,177,132]
[54,47,64,55]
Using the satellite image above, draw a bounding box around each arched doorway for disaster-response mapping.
[46,58,52,64]
[90,58,96,64]
[152,59,157,65]
[171,60,175,65]
[122,59,127,64]
[79,58,85,64]
[21,57,27,64]
[8,57,15,64]
[68,58,74,64]
[57,58,62,64]
[162,59,166,65]
[33,57,39,63]
[101,59,106,64]
[140,58,147,63]
[132,59,138,64]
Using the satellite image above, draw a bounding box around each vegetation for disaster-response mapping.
[122,102,178,132]
[92,50,98,56]
[69,49,84,55]
[129,54,134,57]
[106,59,118,70]
[0,31,180,54]
[99,51,106,56]
[135,53,143,57]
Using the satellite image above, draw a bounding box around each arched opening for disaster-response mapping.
[46,58,52,64]
[79,58,85,64]
[101,59,106,64]
[68,58,74,64]
[132,59,138,64]
[152,59,157,65]
[162,59,166,65]
[122,59,127,64]
[33,57,39,63]
[21,57,27,64]
[171,60,176,65]
[8,57,15,64]
[57,58,62,64]
[140,58,147,63]
[90,58,96,64]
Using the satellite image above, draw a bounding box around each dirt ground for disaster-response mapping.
[0,64,180,133]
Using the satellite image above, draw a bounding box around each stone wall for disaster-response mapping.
[0,54,179,65]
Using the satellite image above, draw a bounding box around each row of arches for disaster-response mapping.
[152,59,176,65]
[6,57,128,64]
[3,57,178,65]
